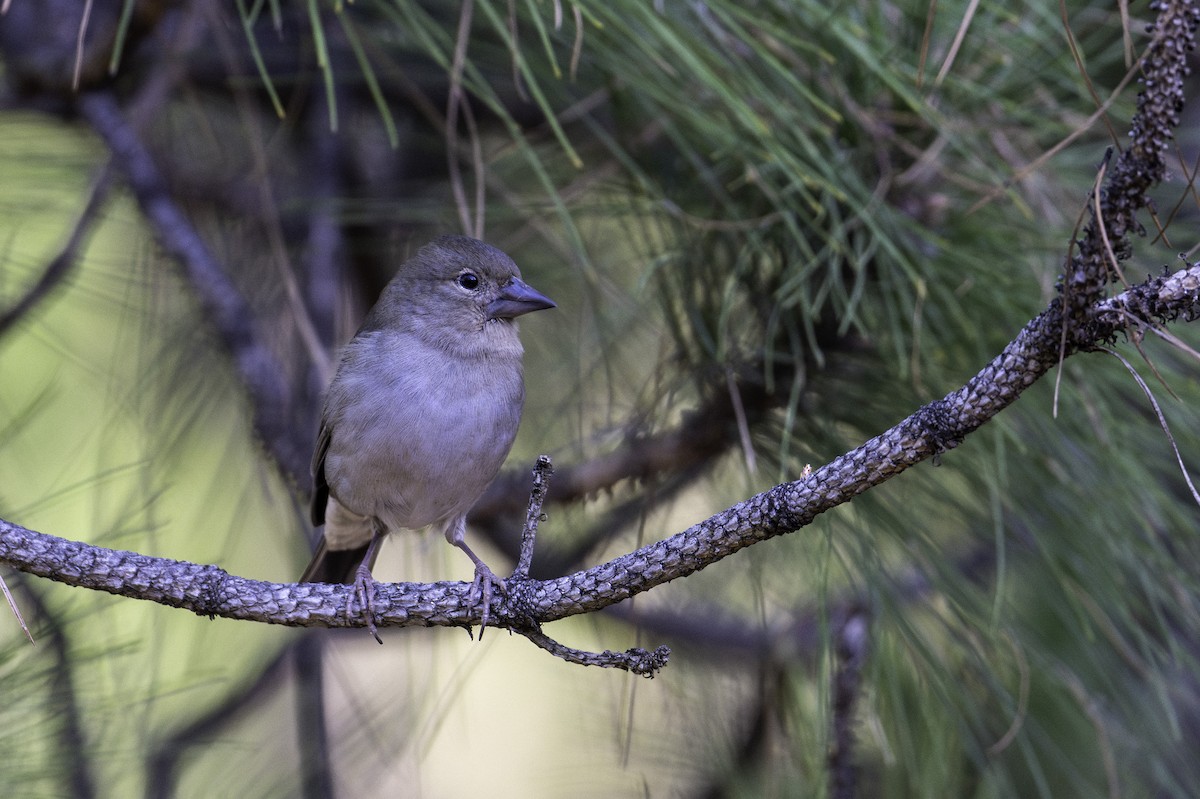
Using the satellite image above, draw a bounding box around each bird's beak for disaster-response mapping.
[487,278,556,320]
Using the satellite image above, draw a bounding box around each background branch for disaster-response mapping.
[73,88,306,483]
[0,163,111,336]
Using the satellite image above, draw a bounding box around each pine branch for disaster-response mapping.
[1,262,1198,672]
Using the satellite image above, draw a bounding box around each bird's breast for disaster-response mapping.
[322,332,524,532]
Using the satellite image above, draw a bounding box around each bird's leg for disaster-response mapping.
[351,525,385,644]
[445,517,506,636]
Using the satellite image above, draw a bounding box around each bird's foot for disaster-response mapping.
[350,562,382,644]
[468,562,508,638]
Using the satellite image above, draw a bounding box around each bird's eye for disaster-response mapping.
[456,271,480,291]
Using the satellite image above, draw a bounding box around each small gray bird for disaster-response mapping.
[301,235,555,639]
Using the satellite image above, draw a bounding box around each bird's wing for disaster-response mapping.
[310,421,332,527]
[304,421,378,584]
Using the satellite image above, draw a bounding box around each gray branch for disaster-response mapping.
[1,263,1198,647]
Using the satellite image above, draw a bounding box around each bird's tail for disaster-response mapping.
[299,538,376,584]
[302,495,381,583]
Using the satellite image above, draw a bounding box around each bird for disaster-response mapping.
[301,234,555,640]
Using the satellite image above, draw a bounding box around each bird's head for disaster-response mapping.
[370,235,556,357]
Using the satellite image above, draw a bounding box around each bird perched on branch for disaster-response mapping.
[301,235,555,639]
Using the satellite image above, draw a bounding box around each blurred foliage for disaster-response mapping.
[0,0,1198,797]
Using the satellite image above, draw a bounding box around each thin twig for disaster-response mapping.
[520,627,670,677]
[515,455,554,578]
[0,571,33,643]
[12,579,96,798]
[0,163,113,337]
[73,0,94,91]
[1099,346,1200,507]
[145,645,298,799]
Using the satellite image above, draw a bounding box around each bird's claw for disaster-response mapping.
[468,563,508,639]
[350,562,382,644]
